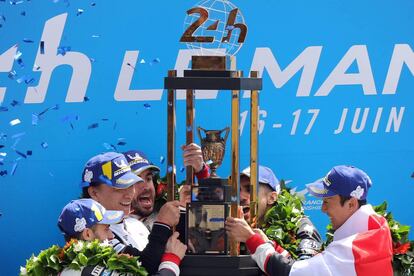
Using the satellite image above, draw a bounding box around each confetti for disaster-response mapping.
[15,150,26,159]
[57,46,71,56]
[0,170,7,176]
[40,41,45,54]
[88,123,99,129]
[61,114,79,123]
[160,156,165,164]
[186,126,192,132]
[8,70,17,80]
[126,62,135,70]
[10,161,18,175]
[206,160,213,165]
[22,38,34,43]
[91,2,96,6]
[103,143,116,150]
[83,96,90,101]
[113,122,117,130]
[117,138,126,146]
[26,150,32,156]
[16,58,24,68]
[38,104,59,116]
[31,113,39,125]
[10,100,20,107]
[10,0,24,5]
[101,118,109,121]
[91,34,100,38]
[20,11,26,16]
[0,145,3,149]
[179,166,185,173]
[14,51,22,60]
[89,57,96,62]
[0,152,6,157]
[225,25,235,31]
[40,142,48,149]
[152,58,160,63]
[143,103,151,109]
[76,8,84,16]
[140,59,145,64]
[11,132,25,139]
[167,166,173,173]
[0,106,8,112]
[9,118,21,126]
[0,159,3,166]
[0,133,7,140]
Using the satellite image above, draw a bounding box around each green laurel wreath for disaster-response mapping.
[261,180,305,259]
[20,239,148,276]
[325,201,414,276]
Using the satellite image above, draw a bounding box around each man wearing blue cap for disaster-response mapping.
[80,152,180,275]
[226,165,393,276]
[57,198,187,276]
[239,165,322,260]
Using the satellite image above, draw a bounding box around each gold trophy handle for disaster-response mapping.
[221,127,230,143]
[197,126,207,142]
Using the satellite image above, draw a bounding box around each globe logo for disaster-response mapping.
[181,0,247,56]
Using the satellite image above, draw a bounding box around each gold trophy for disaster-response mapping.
[197,127,230,178]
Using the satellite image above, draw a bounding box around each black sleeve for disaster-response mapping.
[120,222,172,275]
[265,253,294,276]
[78,265,177,276]
[152,268,177,276]
[295,216,323,260]
[176,208,186,244]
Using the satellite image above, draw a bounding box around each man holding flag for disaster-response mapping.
[226,165,393,276]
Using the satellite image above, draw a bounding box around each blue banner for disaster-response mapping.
[1,0,413,274]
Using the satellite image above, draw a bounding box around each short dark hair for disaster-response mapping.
[81,181,102,198]
[339,195,366,208]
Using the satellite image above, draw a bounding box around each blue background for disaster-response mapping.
[0,0,413,274]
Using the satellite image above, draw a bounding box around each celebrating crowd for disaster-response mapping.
[21,144,394,276]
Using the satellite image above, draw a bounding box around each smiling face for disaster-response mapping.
[321,195,358,230]
[131,169,156,217]
[88,184,135,216]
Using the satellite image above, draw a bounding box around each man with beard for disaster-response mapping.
[226,165,393,276]
[81,152,181,275]
[124,143,209,231]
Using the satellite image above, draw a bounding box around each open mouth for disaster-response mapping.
[120,201,131,207]
[138,196,153,209]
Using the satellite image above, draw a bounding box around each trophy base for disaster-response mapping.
[180,255,262,276]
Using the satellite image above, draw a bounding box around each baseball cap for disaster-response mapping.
[241,165,281,194]
[58,198,124,237]
[80,152,143,188]
[123,150,160,175]
[306,165,372,200]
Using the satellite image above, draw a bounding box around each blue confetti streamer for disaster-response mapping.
[22,38,34,43]
[88,123,99,129]
[38,104,59,116]
[160,156,165,164]
[10,100,20,107]
[26,150,32,156]
[20,11,25,16]
[143,103,151,109]
[0,145,3,149]
[57,46,71,56]
[10,161,18,175]
[84,96,89,101]
[40,142,48,149]
[152,58,160,63]
[167,166,173,173]
[8,70,17,80]
[15,150,26,159]
[0,106,8,112]
[0,170,7,176]
[76,8,84,16]
[179,166,185,173]
[31,113,39,125]
[186,126,192,132]
[10,0,24,5]
[11,132,25,139]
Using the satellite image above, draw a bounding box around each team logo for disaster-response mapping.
[180,0,247,56]
[83,169,93,183]
[113,158,128,169]
[350,186,364,200]
[74,217,86,232]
